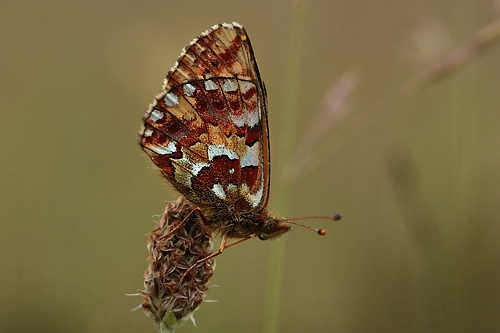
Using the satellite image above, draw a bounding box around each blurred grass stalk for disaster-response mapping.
[263,1,305,332]
[400,16,500,331]
[263,2,355,331]
[407,16,500,91]
[284,72,358,181]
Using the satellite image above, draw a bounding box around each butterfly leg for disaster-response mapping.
[180,235,252,283]
[159,206,204,240]
[221,235,252,250]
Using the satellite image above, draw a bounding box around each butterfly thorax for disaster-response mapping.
[195,202,291,240]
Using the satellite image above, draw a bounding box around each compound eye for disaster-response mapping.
[258,234,267,241]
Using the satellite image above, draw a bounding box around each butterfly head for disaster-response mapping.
[256,213,342,241]
[256,215,292,241]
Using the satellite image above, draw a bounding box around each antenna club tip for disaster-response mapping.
[318,229,326,236]
[333,214,342,220]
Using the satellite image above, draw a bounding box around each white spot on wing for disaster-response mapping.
[164,92,179,107]
[241,142,260,167]
[172,151,210,188]
[229,168,235,174]
[204,79,217,91]
[231,114,245,128]
[240,171,265,208]
[143,129,153,137]
[148,141,177,155]
[240,81,253,94]
[150,109,164,123]
[183,83,196,97]
[212,183,226,199]
[248,171,265,207]
[208,144,238,161]
[249,180,264,207]
[177,154,209,176]
[190,160,209,175]
[223,79,237,92]
[247,105,260,128]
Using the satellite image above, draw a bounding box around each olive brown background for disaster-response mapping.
[2,0,500,332]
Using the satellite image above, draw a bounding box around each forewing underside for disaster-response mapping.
[140,23,271,214]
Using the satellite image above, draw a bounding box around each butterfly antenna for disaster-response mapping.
[283,214,342,236]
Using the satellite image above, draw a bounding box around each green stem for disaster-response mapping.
[263,1,305,332]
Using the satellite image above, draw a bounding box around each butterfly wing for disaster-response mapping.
[140,23,270,214]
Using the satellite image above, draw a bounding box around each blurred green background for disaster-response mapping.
[2,0,500,332]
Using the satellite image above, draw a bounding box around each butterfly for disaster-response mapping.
[140,22,339,272]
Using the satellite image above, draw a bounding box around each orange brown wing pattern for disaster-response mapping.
[140,23,270,214]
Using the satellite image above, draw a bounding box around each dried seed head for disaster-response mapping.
[141,197,215,332]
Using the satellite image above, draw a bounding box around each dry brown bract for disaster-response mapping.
[141,197,215,332]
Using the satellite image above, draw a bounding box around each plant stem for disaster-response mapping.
[263,1,305,332]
